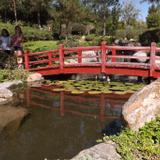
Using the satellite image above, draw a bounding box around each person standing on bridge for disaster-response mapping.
[11,25,24,69]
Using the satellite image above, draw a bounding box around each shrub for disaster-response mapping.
[139,28,160,46]
[24,41,58,52]
[0,69,30,82]
[101,117,160,160]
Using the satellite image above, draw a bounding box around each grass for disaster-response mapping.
[99,117,160,160]
[23,40,58,52]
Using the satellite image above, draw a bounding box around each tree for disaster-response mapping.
[146,4,160,28]
[110,3,121,35]
[121,0,140,26]
[28,0,52,27]
[82,0,120,35]
[52,0,86,36]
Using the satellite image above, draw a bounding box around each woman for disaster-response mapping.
[0,28,11,53]
[11,25,24,68]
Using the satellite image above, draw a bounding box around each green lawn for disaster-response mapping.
[24,41,59,52]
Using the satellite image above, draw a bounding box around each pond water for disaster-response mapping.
[0,86,131,160]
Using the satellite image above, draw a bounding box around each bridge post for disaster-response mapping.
[59,44,64,70]
[48,51,52,66]
[101,42,107,73]
[77,48,82,63]
[111,48,116,62]
[150,42,156,77]
[24,50,30,70]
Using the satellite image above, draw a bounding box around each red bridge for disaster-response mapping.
[24,42,160,78]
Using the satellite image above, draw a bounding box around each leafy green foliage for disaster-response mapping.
[102,117,160,160]
[0,22,52,41]
[0,69,30,82]
[146,5,160,28]
[24,40,58,52]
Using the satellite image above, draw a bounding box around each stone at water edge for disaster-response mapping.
[0,106,29,134]
[122,79,160,131]
[27,73,44,82]
[71,141,121,160]
[0,80,22,89]
[0,88,13,105]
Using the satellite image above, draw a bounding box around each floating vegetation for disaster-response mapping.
[88,91,102,94]
[71,90,84,94]
[47,80,145,95]
[53,88,65,92]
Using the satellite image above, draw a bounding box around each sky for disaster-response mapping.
[120,0,150,21]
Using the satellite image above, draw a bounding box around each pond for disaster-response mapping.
[0,86,131,160]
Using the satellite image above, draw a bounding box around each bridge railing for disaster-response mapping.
[24,42,160,77]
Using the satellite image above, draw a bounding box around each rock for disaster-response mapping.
[0,88,13,105]
[27,73,44,82]
[82,50,99,63]
[72,141,121,160]
[64,59,78,64]
[0,106,29,134]
[0,80,22,89]
[122,79,160,131]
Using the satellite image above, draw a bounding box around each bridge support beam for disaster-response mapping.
[59,44,64,71]
[101,42,107,73]
[150,42,156,77]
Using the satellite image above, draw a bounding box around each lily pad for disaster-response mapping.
[53,88,65,92]
[71,90,84,94]
[88,91,102,94]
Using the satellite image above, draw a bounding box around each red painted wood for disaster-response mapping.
[111,48,116,62]
[101,42,107,73]
[78,48,82,63]
[150,42,156,76]
[24,50,30,70]
[48,51,52,66]
[59,44,64,71]
[24,43,160,79]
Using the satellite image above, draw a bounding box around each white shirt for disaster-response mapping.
[0,36,11,50]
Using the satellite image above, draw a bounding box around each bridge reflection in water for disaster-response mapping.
[24,86,131,122]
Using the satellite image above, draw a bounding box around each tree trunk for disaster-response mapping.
[12,0,17,23]
[4,10,7,22]
[103,14,106,36]
[37,11,41,28]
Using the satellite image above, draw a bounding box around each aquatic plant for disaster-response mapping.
[48,80,145,95]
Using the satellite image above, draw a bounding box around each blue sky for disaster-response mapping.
[120,0,150,21]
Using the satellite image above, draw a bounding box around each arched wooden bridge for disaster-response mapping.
[24,42,160,78]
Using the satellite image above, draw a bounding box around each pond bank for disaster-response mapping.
[0,81,29,136]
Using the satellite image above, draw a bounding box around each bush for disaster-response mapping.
[0,69,30,82]
[24,41,58,52]
[101,117,160,160]
[139,28,160,46]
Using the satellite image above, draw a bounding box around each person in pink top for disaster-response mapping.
[11,25,24,68]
